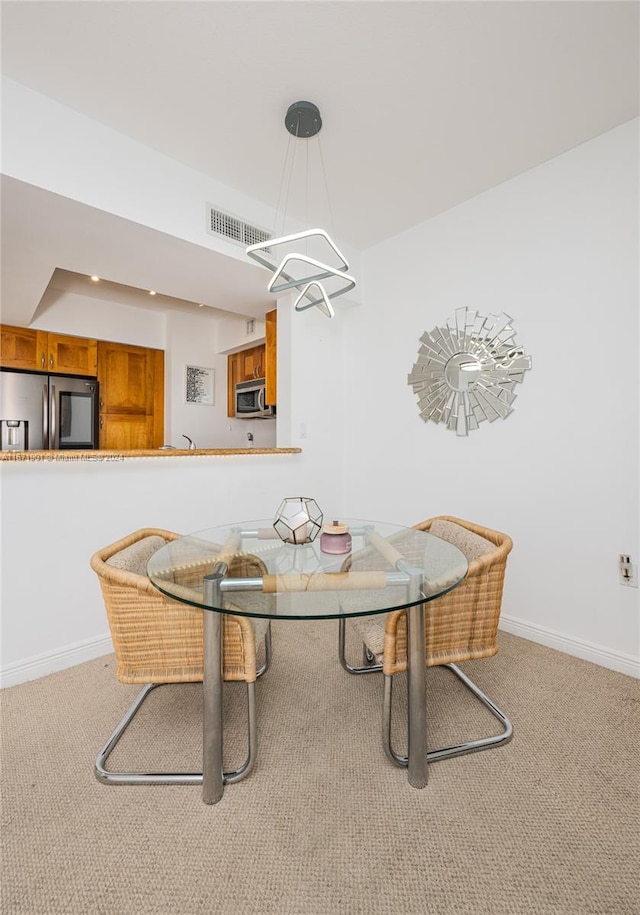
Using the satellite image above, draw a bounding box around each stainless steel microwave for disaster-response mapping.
[234,378,275,419]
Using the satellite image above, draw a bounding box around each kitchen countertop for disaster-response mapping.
[0,447,301,462]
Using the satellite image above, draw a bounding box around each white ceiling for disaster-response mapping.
[0,174,274,323]
[1,1,638,318]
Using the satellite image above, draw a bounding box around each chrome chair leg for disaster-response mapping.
[363,644,376,665]
[383,663,513,767]
[256,622,272,678]
[223,682,257,783]
[383,675,406,768]
[95,680,257,786]
[338,618,383,674]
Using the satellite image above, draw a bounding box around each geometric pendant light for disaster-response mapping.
[246,101,356,318]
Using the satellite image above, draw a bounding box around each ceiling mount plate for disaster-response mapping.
[285,101,322,138]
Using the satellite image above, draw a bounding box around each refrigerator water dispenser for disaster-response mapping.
[1,419,27,451]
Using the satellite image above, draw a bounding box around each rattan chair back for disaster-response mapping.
[382,516,513,675]
[90,528,266,685]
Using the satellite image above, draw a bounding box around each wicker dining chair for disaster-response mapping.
[90,528,272,786]
[338,516,513,767]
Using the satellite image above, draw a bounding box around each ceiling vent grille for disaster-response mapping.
[206,205,271,252]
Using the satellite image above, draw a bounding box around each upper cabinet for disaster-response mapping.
[0,325,47,370]
[97,341,164,450]
[47,333,98,376]
[0,325,97,376]
[239,345,265,382]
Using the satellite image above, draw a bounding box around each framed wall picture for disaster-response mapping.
[185,365,215,405]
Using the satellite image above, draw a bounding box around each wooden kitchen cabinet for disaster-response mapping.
[97,341,164,449]
[47,333,98,375]
[227,351,241,417]
[0,325,97,375]
[231,343,266,385]
[98,414,159,451]
[265,309,277,406]
[240,344,265,381]
[0,325,47,370]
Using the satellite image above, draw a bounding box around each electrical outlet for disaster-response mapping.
[619,555,636,587]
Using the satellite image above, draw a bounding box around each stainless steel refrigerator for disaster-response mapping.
[0,369,99,451]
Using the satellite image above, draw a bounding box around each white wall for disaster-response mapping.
[1,76,637,683]
[31,290,166,348]
[343,119,639,675]
[0,453,320,682]
[217,314,266,353]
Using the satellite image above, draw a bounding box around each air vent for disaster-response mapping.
[206,205,271,252]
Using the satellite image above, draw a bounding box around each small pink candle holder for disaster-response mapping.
[320,521,352,555]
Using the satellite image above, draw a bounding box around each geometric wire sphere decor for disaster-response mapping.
[273,497,324,544]
[408,306,532,436]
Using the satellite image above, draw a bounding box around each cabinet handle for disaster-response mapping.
[41,353,45,369]
[100,399,104,409]
[49,354,54,370]
[100,417,103,429]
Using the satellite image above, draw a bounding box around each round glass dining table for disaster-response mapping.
[147,519,468,804]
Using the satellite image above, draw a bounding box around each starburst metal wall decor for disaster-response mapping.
[408,307,532,436]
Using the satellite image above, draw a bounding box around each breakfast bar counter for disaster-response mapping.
[0,447,301,461]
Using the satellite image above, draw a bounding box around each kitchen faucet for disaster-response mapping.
[182,435,196,450]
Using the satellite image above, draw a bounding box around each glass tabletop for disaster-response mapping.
[147,519,468,620]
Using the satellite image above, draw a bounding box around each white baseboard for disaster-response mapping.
[0,633,114,688]
[2,619,638,687]
[499,614,639,679]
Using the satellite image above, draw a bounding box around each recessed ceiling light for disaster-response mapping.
[149,290,156,296]
[90,275,100,282]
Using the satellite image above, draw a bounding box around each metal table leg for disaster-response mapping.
[406,575,427,788]
[202,568,226,804]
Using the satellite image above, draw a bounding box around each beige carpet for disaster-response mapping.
[1,622,638,915]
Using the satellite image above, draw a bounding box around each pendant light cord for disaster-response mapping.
[275,108,333,243]
[274,126,296,238]
[317,132,337,242]
[305,132,310,261]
